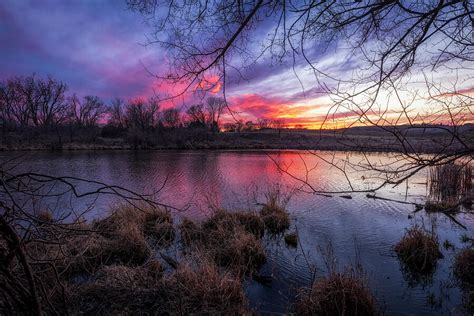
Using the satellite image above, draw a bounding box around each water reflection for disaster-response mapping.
[0,150,472,315]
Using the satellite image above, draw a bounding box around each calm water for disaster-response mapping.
[2,150,472,315]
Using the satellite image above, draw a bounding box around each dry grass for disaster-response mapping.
[64,226,151,274]
[70,258,248,315]
[234,211,265,238]
[394,225,443,275]
[296,270,379,316]
[143,209,175,245]
[260,187,291,234]
[427,163,472,210]
[163,259,248,314]
[453,248,474,287]
[180,209,267,273]
[55,206,172,275]
[93,204,175,242]
[285,232,298,247]
[180,217,204,246]
[93,263,161,288]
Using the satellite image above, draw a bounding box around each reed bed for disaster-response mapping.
[427,163,472,210]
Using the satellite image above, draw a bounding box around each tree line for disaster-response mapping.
[0,74,288,136]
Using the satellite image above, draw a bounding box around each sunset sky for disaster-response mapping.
[1,1,472,128]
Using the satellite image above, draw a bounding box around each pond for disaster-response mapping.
[1,150,472,315]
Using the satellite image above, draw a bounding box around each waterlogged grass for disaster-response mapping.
[11,192,474,315]
[394,225,443,276]
[295,269,379,316]
[427,163,472,211]
[453,248,474,288]
[180,209,267,274]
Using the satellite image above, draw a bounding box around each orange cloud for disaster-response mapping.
[196,75,222,94]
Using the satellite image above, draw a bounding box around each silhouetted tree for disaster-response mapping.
[162,108,181,128]
[125,97,160,131]
[108,98,127,129]
[186,104,207,128]
[127,0,473,192]
[0,75,68,129]
[206,96,226,133]
[257,118,270,130]
[68,95,105,128]
[244,120,254,131]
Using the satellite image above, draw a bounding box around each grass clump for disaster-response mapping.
[62,206,177,274]
[163,260,248,314]
[234,211,265,238]
[180,209,267,273]
[394,225,443,275]
[296,270,379,316]
[427,163,472,211]
[143,209,175,245]
[284,232,298,247]
[92,262,162,288]
[180,217,204,245]
[260,188,290,234]
[93,205,175,244]
[453,248,474,287]
[66,225,151,274]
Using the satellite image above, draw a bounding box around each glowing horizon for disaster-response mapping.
[1,1,472,129]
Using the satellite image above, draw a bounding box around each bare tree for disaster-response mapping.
[162,108,181,128]
[257,118,270,130]
[271,119,287,137]
[0,77,28,129]
[68,94,105,127]
[31,76,68,128]
[127,0,473,192]
[108,97,126,129]
[206,96,226,133]
[186,104,207,128]
[0,75,68,129]
[125,97,160,131]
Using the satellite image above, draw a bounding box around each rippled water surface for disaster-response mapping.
[2,150,472,315]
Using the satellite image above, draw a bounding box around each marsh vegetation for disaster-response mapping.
[1,151,472,315]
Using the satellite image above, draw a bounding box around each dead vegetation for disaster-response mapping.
[295,270,379,316]
[284,232,298,247]
[20,205,255,315]
[163,259,248,314]
[394,225,443,275]
[427,163,472,211]
[453,248,474,288]
[2,181,302,314]
[260,188,291,234]
[180,209,267,274]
